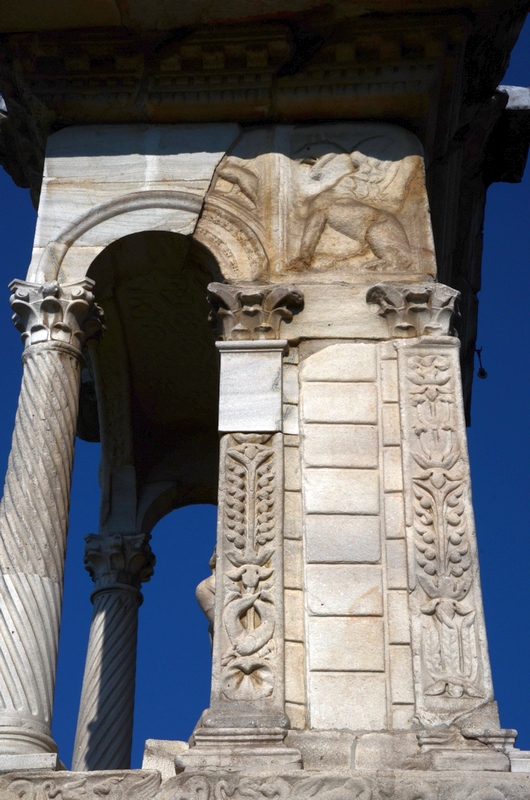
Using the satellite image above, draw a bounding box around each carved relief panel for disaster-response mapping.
[195,123,436,283]
[397,339,494,727]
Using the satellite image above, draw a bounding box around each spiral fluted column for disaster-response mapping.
[72,533,154,771]
[0,279,102,755]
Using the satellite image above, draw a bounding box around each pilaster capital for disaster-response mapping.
[9,279,104,352]
[84,533,155,596]
[207,283,304,341]
[366,282,459,338]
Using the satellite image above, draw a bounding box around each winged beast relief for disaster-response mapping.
[195,123,436,283]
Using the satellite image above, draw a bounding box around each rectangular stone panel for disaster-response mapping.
[309,673,386,730]
[306,565,383,616]
[285,589,305,641]
[301,383,378,424]
[283,364,300,404]
[300,343,377,383]
[284,446,301,491]
[383,447,403,492]
[388,590,411,644]
[285,641,306,705]
[217,344,284,432]
[304,468,380,514]
[284,539,303,589]
[380,359,399,403]
[284,491,302,539]
[384,493,406,539]
[389,645,415,704]
[386,539,408,589]
[283,404,299,435]
[382,404,401,446]
[305,515,381,563]
[303,424,378,468]
[308,617,385,671]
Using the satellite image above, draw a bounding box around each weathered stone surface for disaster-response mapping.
[309,674,387,730]
[155,769,530,800]
[307,617,385,672]
[304,515,381,564]
[198,123,435,283]
[306,565,383,616]
[142,739,189,781]
[0,770,160,798]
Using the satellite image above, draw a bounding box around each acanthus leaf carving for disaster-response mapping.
[207,283,303,341]
[367,282,459,338]
[9,279,104,352]
[84,533,155,595]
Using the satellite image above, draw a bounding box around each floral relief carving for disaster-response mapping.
[401,346,489,716]
[220,434,279,701]
[0,771,160,800]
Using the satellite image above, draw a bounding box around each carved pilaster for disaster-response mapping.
[0,279,102,757]
[180,284,303,770]
[72,534,154,771]
[207,283,303,341]
[397,337,498,730]
[366,282,459,338]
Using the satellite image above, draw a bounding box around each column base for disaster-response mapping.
[177,728,302,772]
[0,752,60,772]
[0,721,58,756]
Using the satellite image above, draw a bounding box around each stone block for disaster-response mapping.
[384,492,406,538]
[284,446,301,491]
[305,515,381,564]
[285,641,306,705]
[308,617,384,671]
[286,730,357,771]
[284,539,303,589]
[392,704,416,730]
[380,359,399,403]
[285,702,306,731]
[217,342,285,432]
[306,565,383,616]
[0,753,59,773]
[142,739,189,780]
[386,538,408,588]
[389,644,414,704]
[285,589,305,641]
[510,751,530,772]
[387,590,411,644]
[309,672,386,730]
[383,446,403,492]
[354,732,420,770]
[300,343,377,383]
[283,404,299,435]
[302,424,378,468]
[380,341,398,360]
[304,468,379,515]
[284,491,302,539]
[382,404,401,445]
[283,364,299,404]
[301,383,378,424]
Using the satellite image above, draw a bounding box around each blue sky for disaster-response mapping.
[0,18,528,768]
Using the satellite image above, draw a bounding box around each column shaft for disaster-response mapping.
[0,279,101,754]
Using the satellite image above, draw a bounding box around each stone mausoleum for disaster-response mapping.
[0,1,529,798]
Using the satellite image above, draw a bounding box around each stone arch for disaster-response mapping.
[82,230,221,540]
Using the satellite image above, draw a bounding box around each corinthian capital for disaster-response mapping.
[366,282,459,338]
[9,279,103,351]
[84,533,155,595]
[208,283,303,341]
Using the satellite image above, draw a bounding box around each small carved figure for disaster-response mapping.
[288,151,413,272]
[196,550,216,644]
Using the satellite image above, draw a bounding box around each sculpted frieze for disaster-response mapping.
[155,771,530,800]
[195,124,436,284]
[0,770,160,799]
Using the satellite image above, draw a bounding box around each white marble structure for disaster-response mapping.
[0,116,528,800]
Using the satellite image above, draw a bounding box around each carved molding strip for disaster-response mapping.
[367,282,459,338]
[208,283,303,341]
[397,339,493,727]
